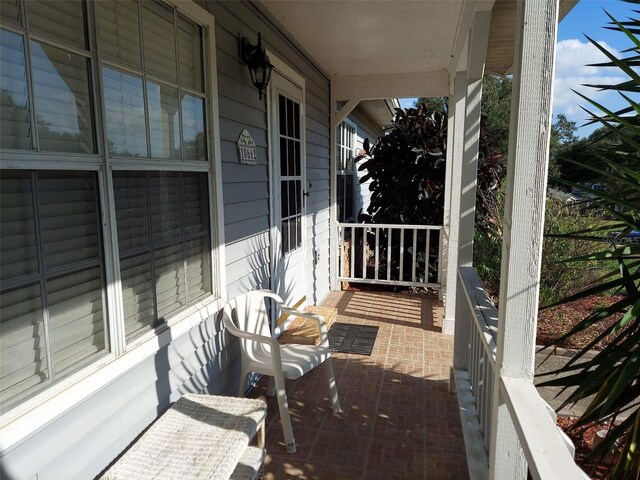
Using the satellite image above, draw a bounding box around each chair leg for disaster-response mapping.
[273,372,296,453]
[266,376,276,397]
[325,358,342,413]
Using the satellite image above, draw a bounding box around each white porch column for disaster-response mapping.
[329,92,361,291]
[450,12,491,366]
[442,70,467,334]
[488,0,558,478]
[444,11,491,336]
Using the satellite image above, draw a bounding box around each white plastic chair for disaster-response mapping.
[222,290,341,453]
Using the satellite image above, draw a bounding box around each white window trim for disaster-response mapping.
[0,0,225,447]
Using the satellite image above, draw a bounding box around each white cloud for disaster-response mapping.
[553,39,626,130]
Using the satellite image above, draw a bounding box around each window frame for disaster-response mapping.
[0,0,225,438]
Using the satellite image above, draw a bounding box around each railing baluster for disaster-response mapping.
[350,226,355,281]
[374,227,379,280]
[362,226,367,279]
[386,228,392,281]
[338,225,343,281]
[411,229,417,282]
[425,229,431,282]
[399,229,404,282]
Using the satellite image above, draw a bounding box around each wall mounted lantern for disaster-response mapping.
[240,32,273,100]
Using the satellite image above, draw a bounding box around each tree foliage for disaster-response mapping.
[356,103,503,228]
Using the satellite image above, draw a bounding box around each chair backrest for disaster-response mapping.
[222,291,273,352]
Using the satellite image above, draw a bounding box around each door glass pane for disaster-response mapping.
[286,99,294,137]
[0,0,21,26]
[0,171,37,280]
[293,102,300,139]
[102,67,147,157]
[96,0,142,70]
[294,141,301,176]
[47,266,106,376]
[287,139,295,176]
[148,80,180,159]
[281,219,289,255]
[0,283,47,411]
[31,41,95,153]
[177,14,203,92]
[142,0,177,83]
[181,94,205,161]
[289,216,296,253]
[120,253,155,341]
[279,137,287,176]
[0,30,32,150]
[27,0,87,50]
[288,180,296,217]
[280,181,288,218]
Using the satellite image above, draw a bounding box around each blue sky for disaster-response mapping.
[400,1,638,137]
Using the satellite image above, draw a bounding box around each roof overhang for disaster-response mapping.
[257,0,577,98]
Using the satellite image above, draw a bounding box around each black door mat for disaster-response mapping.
[327,323,379,356]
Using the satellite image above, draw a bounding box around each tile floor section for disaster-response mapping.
[249,291,469,479]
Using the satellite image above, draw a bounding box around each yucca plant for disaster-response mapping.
[538,10,640,479]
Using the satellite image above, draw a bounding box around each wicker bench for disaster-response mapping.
[101,394,267,480]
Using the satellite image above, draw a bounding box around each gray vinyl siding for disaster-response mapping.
[350,109,385,219]
[0,2,332,478]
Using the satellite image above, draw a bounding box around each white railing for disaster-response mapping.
[337,223,443,288]
[455,266,586,480]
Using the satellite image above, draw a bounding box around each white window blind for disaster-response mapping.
[0,171,107,411]
[96,0,142,70]
[142,1,177,83]
[114,171,211,341]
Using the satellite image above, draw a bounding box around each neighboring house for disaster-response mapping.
[0,1,582,479]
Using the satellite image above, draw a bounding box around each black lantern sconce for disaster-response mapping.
[240,32,273,100]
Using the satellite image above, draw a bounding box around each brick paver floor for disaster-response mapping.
[250,290,469,479]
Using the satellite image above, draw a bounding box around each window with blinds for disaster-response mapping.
[0,1,216,410]
[113,171,211,341]
[0,170,107,412]
[336,122,356,222]
[97,0,207,161]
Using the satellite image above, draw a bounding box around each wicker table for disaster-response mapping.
[101,394,267,480]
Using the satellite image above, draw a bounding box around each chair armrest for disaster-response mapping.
[221,308,279,350]
[279,307,329,347]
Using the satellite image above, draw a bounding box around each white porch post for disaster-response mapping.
[444,11,491,336]
[329,91,361,291]
[442,70,466,334]
[488,0,558,478]
[451,11,491,366]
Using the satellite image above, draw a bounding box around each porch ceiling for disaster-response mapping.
[260,0,465,78]
[259,0,578,82]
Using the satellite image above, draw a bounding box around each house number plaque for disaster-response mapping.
[237,129,257,165]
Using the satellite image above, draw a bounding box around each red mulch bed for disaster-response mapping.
[537,294,624,351]
[557,416,618,479]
